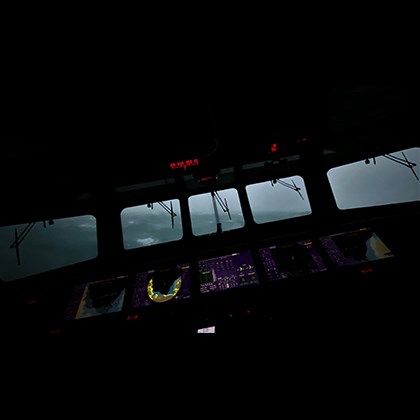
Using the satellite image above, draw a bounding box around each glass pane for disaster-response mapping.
[189,188,245,236]
[246,176,312,224]
[121,200,182,249]
[0,215,98,282]
[327,147,420,209]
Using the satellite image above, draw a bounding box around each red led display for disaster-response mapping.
[169,158,200,171]
[197,176,218,183]
[269,142,286,155]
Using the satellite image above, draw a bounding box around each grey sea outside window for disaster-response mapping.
[327,147,420,210]
[121,199,182,249]
[189,188,245,236]
[246,175,312,224]
[0,215,98,282]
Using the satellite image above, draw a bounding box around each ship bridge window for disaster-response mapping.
[246,175,312,224]
[121,199,183,249]
[189,188,245,236]
[327,147,420,210]
[0,215,98,282]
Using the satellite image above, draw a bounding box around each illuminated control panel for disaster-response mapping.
[132,263,191,308]
[60,227,395,330]
[319,228,394,267]
[259,239,327,280]
[198,251,259,293]
[64,275,129,320]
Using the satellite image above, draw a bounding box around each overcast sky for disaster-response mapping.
[246,176,312,224]
[328,147,419,209]
[1,147,418,282]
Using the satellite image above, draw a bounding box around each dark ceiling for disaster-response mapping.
[1,85,415,223]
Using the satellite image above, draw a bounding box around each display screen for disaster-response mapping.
[198,250,259,293]
[259,239,327,280]
[65,275,129,320]
[132,262,191,308]
[319,228,394,267]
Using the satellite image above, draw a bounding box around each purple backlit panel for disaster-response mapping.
[259,239,327,280]
[65,275,129,320]
[198,251,259,293]
[319,228,393,267]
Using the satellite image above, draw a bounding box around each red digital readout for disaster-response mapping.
[169,158,199,171]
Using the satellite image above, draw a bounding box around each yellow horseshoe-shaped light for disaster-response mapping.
[147,277,182,303]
